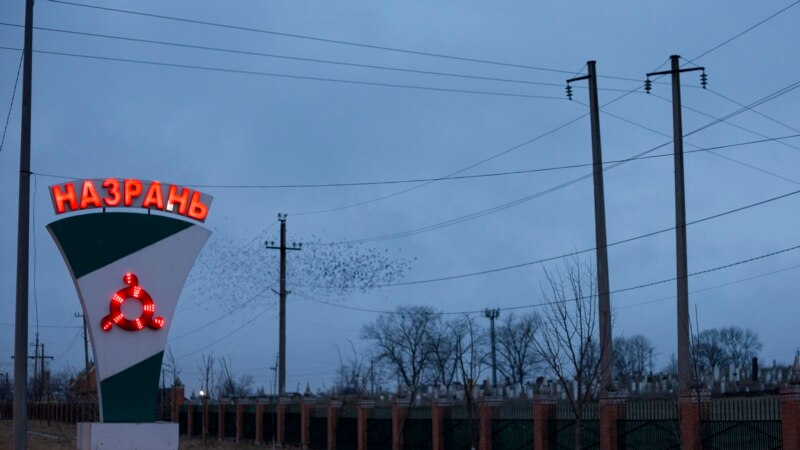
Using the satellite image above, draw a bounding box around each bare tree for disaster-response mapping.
[693,329,728,375]
[197,354,215,399]
[496,312,542,387]
[452,314,489,450]
[614,335,655,384]
[533,256,601,450]
[217,357,253,399]
[720,326,762,370]
[163,348,182,387]
[361,305,437,399]
[332,340,371,395]
[425,317,459,390]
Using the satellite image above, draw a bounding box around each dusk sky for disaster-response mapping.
[0,0,798,396]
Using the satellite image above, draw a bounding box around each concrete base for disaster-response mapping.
[77,422,178,450]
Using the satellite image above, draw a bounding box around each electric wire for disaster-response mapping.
[615,263,800,311]
[648,92,800,152]
[0,22,643,94]
[690,0,800,61]
[30,134,799,189]
[0,51,22,153]
[310,79,800,244]
[292,188,800,287]
[289,0,800,216]
[705,87,800,135]
[40,0,591,77]
[292,244,800,315]
[0,46,565,101]
[175,302,278,361]
[594,96,800,186]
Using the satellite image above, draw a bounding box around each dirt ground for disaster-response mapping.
[0,420,298,449]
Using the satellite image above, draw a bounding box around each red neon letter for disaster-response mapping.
[187,192,209,221]
[123,179,143,206]
[142,182,165,210]
[167,185,191,215]
[51,183,78,213]
[102,178,122,207]
[79,180,103,209]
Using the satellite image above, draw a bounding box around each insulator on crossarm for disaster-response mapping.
[700,71,708,89]
[645,78,652,94]
[566,84,573,100]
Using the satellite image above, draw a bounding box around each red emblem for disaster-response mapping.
[101,273,165,332]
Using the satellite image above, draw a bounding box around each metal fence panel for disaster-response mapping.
[335,417,358,450]
[548,419,600,450]
[403,418,433,450]
[492,419,533,450]
[617,420,680,450]
[701,420,782,450]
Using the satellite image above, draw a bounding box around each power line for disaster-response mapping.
[615,262,800,311]
[0,51,22,153]
[291,187,800,288]
[289,0,800,215]
[175,302,278,361]
[40,0,588,77]
[293,246,800,315]
[690,0,800,61]
[310,79,800,244]
[705,87,800,134]
[648,93,800,152]
[0,46,565,101]
[29,134,800,189]
[0,22,644,94]
[596,97,800,186]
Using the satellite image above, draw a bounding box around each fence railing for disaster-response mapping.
[3,394,791,450]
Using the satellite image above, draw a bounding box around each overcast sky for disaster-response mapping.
[1,0,798,395]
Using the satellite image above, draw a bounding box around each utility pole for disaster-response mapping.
[75,312,90,374]
[483,308,500,388]
[645,55,707,397]
[567,60,615,393]
[13,0,34,447]
[265,214,301,396]
[31,334,39,401]
[38,344,52,401]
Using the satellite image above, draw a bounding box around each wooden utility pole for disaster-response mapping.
[646,55,706,396]
[75,312,90,374]
[265,214,301,396]
[567,60,614,393]
[483,308,500,388]
[13,0,34,446]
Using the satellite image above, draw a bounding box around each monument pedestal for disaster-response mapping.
[77,422,178,450]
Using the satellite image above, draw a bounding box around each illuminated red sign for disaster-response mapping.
[49,178,212,222]
[101,273,165,332]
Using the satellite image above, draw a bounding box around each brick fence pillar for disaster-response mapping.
[301,397,315,449]
[171,385,184,423]
[186,403,194,439]
[392,397,410,450]
[217,402,225,441]
[432,398,451,450]
[600,392,626,450]
[781,386,800,450]
[358,399,375,450]
[236,400,245,443]
[679,393,710,450]
[277,397,290,445]
[479,397,500,450]
[255,402,265,444]
[327,400,342,450]
[533,395,556,450]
